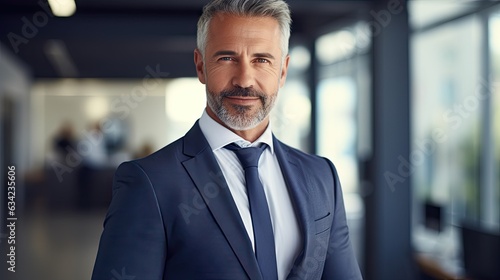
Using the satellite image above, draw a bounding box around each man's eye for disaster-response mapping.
[255,58,270,63]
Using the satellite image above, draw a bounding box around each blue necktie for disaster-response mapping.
[225,143,278,280]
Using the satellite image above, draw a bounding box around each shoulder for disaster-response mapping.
[116,137,186,177]
[276,139,333,166]
[274,138,340,183]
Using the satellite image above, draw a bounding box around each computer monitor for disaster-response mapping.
[424,201,442,232]
[460,222,500,280]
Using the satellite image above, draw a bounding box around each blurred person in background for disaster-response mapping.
[92,0,362,279]
[77,121,108,210]
[51,121,77,163]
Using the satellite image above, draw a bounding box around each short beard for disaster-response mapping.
[206,86,277,131]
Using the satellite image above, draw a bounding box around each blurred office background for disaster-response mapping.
[0,0,499,279]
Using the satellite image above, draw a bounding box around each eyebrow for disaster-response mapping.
[253,52,276,60]
[212,50,276,60]
[212,50,237,58]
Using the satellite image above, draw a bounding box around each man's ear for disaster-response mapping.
[279,55,290,88]
[194,48,206,84]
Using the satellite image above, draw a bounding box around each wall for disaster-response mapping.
[29,79,207,168]
[0,42,31,213]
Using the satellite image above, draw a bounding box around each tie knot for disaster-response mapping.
[224,143,267,169]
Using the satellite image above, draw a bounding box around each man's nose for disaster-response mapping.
[232,62,254,89]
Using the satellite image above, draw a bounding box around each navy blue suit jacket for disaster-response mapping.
[92,122,362,280]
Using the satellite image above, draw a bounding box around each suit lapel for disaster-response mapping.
[181,122,262,280]
[273,137,316,277]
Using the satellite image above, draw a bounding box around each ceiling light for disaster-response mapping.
[48,0,76,17]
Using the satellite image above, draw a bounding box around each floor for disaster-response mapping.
[2,209,106,280]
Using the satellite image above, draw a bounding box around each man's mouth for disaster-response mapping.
[225,96,260,105]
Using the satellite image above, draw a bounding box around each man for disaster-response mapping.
[92,0,362,279]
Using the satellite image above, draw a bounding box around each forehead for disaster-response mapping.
[206,14,281,53]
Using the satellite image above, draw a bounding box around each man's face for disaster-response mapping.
[194,14,290,131]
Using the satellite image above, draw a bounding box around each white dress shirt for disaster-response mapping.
[199,110,302,280]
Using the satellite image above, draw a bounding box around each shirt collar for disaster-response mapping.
[199,109,274,154]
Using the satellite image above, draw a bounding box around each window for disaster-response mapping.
[411,3,500,275]
[316,23,371,197]
[489,12,500,227]
[412,15,482,228]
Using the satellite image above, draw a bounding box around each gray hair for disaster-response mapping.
[197,0,292,60]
